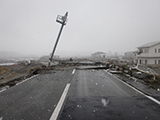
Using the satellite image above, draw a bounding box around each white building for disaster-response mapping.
[91,52,107,60]
[135,41,160,65]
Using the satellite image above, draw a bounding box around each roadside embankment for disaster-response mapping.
[0,61,44,89]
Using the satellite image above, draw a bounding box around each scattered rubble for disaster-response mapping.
[0,60,43,90]
[0,66,10,76]
[0,59,98,90]
[1,58,160,92]
[104,60,160,91]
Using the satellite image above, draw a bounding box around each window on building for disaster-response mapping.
[145,60,147,65]
[144,48,149,53]
[155,49,157,53]
[139,59,141,64]
[158,60,160,64]
[155,60,157,64]
[158,49,160,53]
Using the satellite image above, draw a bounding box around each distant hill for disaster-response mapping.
[0,51,24,59]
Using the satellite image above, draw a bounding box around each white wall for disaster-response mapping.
[137,44,160,57]
[149,44,160,57]
[136,43,160,65]
[137,58,160,65]
[92,53,107,60]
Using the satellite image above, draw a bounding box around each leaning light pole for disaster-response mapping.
[48,12,68,67]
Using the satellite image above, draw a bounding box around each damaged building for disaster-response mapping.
[91,52,107,61]
[134,41,160,65]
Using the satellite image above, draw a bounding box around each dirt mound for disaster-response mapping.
[0,61,44,88]
[0,66,10,75]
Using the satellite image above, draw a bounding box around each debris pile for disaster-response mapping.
[105,59,160,90]
[0,66,10,76]
[0,61,43,89]
[0,59,97,89]
[1,58,160,91]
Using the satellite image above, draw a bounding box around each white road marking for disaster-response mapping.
[0,75,39,93]
[0,117,3,120]
[50,83,71,120]
[0,89,6,93]
[107,71,160,105]
[114,76,145,96]
[146,96,160,105]
[0,86,10,93]
[16,75,38,86]
[72,69,76,74]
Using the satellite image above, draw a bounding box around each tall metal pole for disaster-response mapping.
[48,12,68,67]
[48,24,64,67]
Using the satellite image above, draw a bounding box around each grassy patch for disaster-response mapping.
[0,66,10,75]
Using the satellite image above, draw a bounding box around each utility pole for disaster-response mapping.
[48,12,68,67]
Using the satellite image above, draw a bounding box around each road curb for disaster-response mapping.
[107,71,160,102]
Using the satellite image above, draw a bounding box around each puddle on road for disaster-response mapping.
[77,105,81,108]
[101,98,109,107]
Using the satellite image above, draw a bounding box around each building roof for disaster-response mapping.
[138,41,160,48]
[92,51,106,55]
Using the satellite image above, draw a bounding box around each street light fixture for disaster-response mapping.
[48,12,68,67]
[56,14,68,25]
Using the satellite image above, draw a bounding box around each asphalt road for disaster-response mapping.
[58,69,160,120]
[0,70,72,120]
[0,68,160,120]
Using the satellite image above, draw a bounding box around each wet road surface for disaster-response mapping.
[0,69,160,120]
[0,70,72,120]
[59,69,160,120]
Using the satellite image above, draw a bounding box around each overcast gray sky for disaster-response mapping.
[0,0,160,57]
